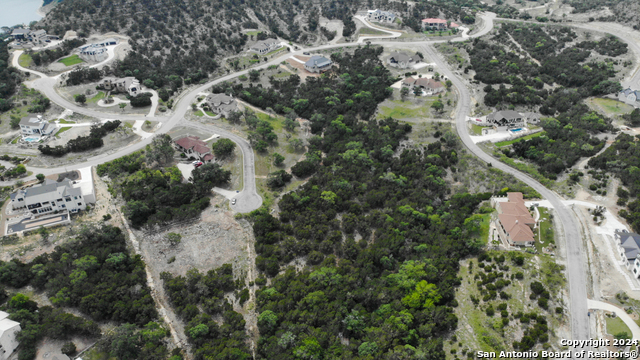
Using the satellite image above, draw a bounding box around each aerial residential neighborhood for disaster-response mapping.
[1,0,640,359]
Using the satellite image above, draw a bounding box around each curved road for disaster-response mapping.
[11,12,625,346]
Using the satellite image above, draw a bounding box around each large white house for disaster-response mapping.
[98,77,141,97]
[304,56,332,73]
[367,9,396,23]
[249,39,281,55]
[619,88,640,107]
[10,176,95,216]
[19,115,56,137]
[0,311,20,360]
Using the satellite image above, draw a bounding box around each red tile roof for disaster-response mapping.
[203,154,214,162]
[497,192,536,243]
[193,144,210,155]
[175,136,207,150]
[422,18,447,24]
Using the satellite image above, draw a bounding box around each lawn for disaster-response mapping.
[476,211,493,245]
[18,53,33,68]
[246,31,261,36]
[266,47,287,57]
[377,99,434,119]
[194,110,204,117]
[495,131,546,147]
[590,98,634,116]
[471,123,485,135]
[606,316,631,338]
[58,54,84,67]
[534,207,555,253]
[87,91,105,104]
[358,27,388,36]
[54,127,72,137]
[123,121,134,129]
[57,119,75,124]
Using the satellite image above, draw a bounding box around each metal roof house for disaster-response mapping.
[486,110,524,127]
[249,39,281,55]
[619,88,640,108]
[304,56,332,73]
[386,52,421,69]
[205,93,238,118]
[367,9,396,23]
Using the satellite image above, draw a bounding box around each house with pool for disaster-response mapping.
[19,115,56,140]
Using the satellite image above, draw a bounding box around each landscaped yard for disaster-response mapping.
[87,91,105,104]
[495,131,546,147]
[358,27,388,36]
[54,127,72,137]
[377,99,435,119]
[18,53,33,68]
[58,54,84,67]
[534,207,555,253]
[471,123,485,135]
[588,97,634,117]
[606,316,632,338]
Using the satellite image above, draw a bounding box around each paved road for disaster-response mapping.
[419,43,590,346]
[588,299,640,341]
[9,13,601,346]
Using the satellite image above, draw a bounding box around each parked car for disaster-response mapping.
[303,52,310,55]
[231,199,237,205]
[194,161,203,168]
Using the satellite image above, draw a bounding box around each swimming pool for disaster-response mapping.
[509,127,527,134]
[23,137,40,142]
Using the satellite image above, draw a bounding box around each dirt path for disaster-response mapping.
[506,32,541,66]
[116,209,191,355]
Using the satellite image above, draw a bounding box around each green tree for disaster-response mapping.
[272,152,285,166]
[166,233,182,246]
[36,174,45,182]
[400,86,409,101]
[74,94,86,104]
[431,100,444,113]
[227,110,243,124]
[61,342,77,356]
[249,69,261,82]
[257,310,278,333]
[187,324,209,338]
[119,103,127,112]
[413,86,422,97]
[212,138,236,158]
[283,118,298,132]
[146,134,175,165]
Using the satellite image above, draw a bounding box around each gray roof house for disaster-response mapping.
[0,311,20,360]
[10,28,31,40]
[619,88,640,108]
[367,9,396,23]
[249,39,281,55]
[521,112,541,124]
[10,178,92,217]
[206,93,238,118]
[486,110,524,127]
[304,55,332,73]
[386,52,421,69]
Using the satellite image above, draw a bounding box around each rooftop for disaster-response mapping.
[422,18,447,24]
[19,115,43,126]
[305,55,332,67]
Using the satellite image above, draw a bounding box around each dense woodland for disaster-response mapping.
[468,23,621,176]
[161,266,252,359]
[35,0,484,92]
[0,40,22,112]
[0,226,168,360]
[588,133,640,232]
[215,45,490,359]
[39,120,121,156]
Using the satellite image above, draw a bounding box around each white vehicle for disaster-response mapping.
[231,198,237,205]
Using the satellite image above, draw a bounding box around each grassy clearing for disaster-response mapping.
[477,211,493,245]
[246,30,261,36]
[194,110,204,117]
[497,153,553,188]
[11,136,19,144]
[123,121,134,129]
[358,27,388,36]
[534,207,555,253]
[591,98,634,116]
[58,54,84,66]
[606,316,631,337]
[54,127,72,137]
[18,53,33,68]
[495,131,546,147]
[87,91,105,104]
[377,99,435,119]
[272,71,292,79]
[57,119,75,124]
[471,124,485,135]
[205,110,216,117]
